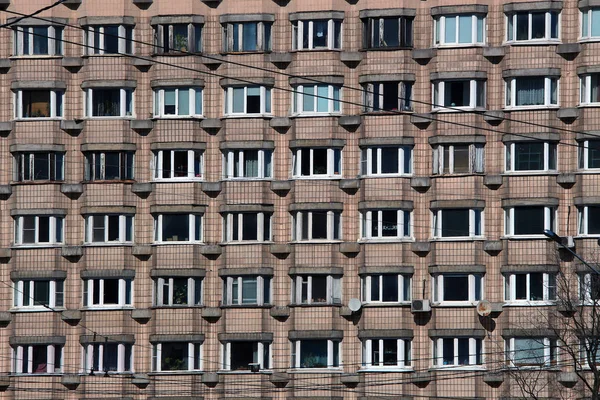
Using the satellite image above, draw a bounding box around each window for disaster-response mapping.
[432,209,483,239]
[434,15,485,46]
[82,343,133,373]
[84,215,133,244]
[578,140,600,170]
[12,344,62,374]
[84,151,134,181]
[292,19,342,50]
[362,339,411,369]
[505,142,557,172]
[154,277,202,307]
[152,342,202,372]
[84,25,134,55]
[292,211,341,241]
[360,146,412,176]
[222,213,272,242]
[291,275,341,305]
[13,280,64,309]
[579,273,600,303]
[433,338,482,367]
[223,276,271,306]
[432,80,485,109]
[432,144,484,174]
[154,214,202,243]
[15,90,63,119]
[580,74,600,104]
[153,23,201,53]
[152,150,203,181]
[292,148,342,178]
[432,274,483,304]
[222,149,272,179]
[224,86,271,115]
[362,81,413,112]
[13,152,64,182]
[504,206,556,237]
[506,338,557,367]
[153,87,203,117]
[83,278,133,308]
[84,88,134,117]
[14,215,64,245]
[506,11,559,42]
[361,274,411,303]
[13,26,63,56]
[581,9,600,39]
[222,341,271,371]
[505,77,558,108]
[578,206,600,236]
[580,339,600,366]
[504,273,556,303]
[291,340,340,369]
[222,21,272,52]
[292,84,341,115]
[362,16,413,49]
[361,210,412,240]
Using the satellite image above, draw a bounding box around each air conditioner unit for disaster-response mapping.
[411,299,431,313]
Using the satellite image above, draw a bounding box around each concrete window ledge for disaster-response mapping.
[61,374,80,389]
[130,119,154,132]
[340,373,360,385]
[60,310,81,322]
[557,372,578,387]
[270,180,292,192]
[200,118,222,132]
[60,120,85,133]
[483,240,503,254]
[132,245,152,257]
[0,185,11,196]
[270,306,291,318]
[132,0,153,5]
[0,121,13,134]
[484,175,503,188]
[62,246,83,258]
[270,117,292,130]
[202,372,219,385]
[410,177,431,190]
[201,181,222,193]
[268,52,292,65]
[339,51,363,66]
[0,1,9,11]
[132,374,151,387]
[411,241,431,254]
[412,48,437,62]
[410,113,432,127]
[483,372,504,386]
[132,57,153,69]
[202,307,222,319]
[557,173,576,185]
[339,242,360,254]
[270,244,292,255]
[61,57,84,69]
[131,182,154,195]
[131,308,152,321]
[339,179,360,190]
[61,183,84,195]
[199,245,222,256]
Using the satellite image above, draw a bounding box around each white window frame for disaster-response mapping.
[362,338,412,370]
[579,273,600,304]
[504,142,557,173]
[363,16,414,49]
[361,274,411,303]
[221,341,272,371]
[505,11,560,42]
[291,339,341,369]
[580,339,600,367]
[152,342,202,372]
[224,86,272,116]
[432,80,485,110]
[504,206,556,238]
[152,149,203,181]
[431,209,484,239]
[578,206,600,236]
[13,280,64,310]
[292,19,342,50]
[360,146,413,176]
[222,21,272,52]
[432,338,483,368]
[292,148,342,178]
[292,84,342,115]
[432,144,485,175]
[360,210,412,240]
[12,344,62,374]
[13,152,64,182]
[506,337,557,368]
[153,214,203,243]
[14,89,63,120]
[291,275,341,305]
[362,81,413,112]
[578,140,600,170]
[434,15,486,46]
[14,215,64,246]
[84,88,134,118]
[153,23,202,53]
[432,274,483,305]
[223,212,272,243]
[84,215,134,244]
[84,151,135,181]
[292,210,342,241]
[84,25,134,55]
[82,343,133,374]
[83,278,133,309]
[153,87,203,118]
[222,149,273,180]
[14,25,63,56]
[504,273,556,304]
[153,277,203,307]
[505,77,559,109]
[223,276,271,306]
[579,74,600,105]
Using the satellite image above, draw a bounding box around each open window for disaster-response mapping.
[221,341,271,371]
[291,275,341,305]
[152,342,202,372]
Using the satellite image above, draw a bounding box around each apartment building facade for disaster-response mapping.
[0,0,597,398]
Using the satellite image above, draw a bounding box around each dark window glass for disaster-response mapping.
[441,209,469,237]
[311,212,327,239]
[161,342,188,370]
[514,207,545,235]
[103,279,119,304]
[515,143,544,171]
[300,340,327,368]
[382,275,398,302]
[162,214,190,241]
[230,341,257,370]
[443,275,469,301]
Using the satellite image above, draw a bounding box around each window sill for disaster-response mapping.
[10,55,63,60]
[152,241,204,245]
[503,106,560,111]
[152,115,204,120]
[222,114,273,119]
[11,181,64,185]
[79,371,133,376]
[81,306,134,311]
[501,235,549,240]
[223,178,273,182]
[10,307,65,313]
[82,242,134,247]
[152,305,204,309]
[14,118,63,122]
[291,48,342,53]
[432,302,478,307]
[502,171,559,176]
[430,237,486,242]
[220,241,274,246]
[289,303,342,308]
[84,116,135,120]
[359,367,413,373]
[431,173,485,178]
[147,371,203,376]
[12,244,64,249]
[10,373,64,377]
[504,366,561,371]
[577,103,600,108]
[359,238,414,243]
[432,107,486,113]
[152,179,203,183]
[361,110,414,116]
[575,234,600,238]
[82,54,134,58]
[152,52,202,57]
[221,51,272,56]
[292,176,342,181]
[359,174,413,179]
[578,38,600,43]
[576,169,600,174]
[503,301,555,307]
[287,368,344,374]
[429,366,486,371]
[504,40,561,46]
[362,302,411,307]
[290,113,343,118]
[83,180,136,184]
[217,370,273,374]
[220,304,272,309]
[435,43,485,49]
[291,240,343,245]
[360,47,414,52]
